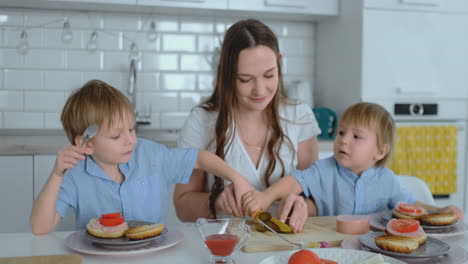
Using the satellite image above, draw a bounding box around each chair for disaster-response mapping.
[397,175,435,205]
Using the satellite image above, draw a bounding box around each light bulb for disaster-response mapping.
[129,42,140,61]
[87,30,98,53]
[16,30,29,55]
[61,18,73,44]
[147,20,157,42]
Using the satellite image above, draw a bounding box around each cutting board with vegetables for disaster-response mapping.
[242,216,351,253]
[0,254,82,264]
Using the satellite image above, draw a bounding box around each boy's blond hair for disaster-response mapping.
[339,102,395,166]
[61,80,135,145]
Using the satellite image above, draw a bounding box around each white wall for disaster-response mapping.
[0,8,316,130]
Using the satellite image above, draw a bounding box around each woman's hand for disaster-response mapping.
[438,205,464,220]
[53,145,93,176]
[276,194,308,233]
[215,184,243,217]
[241,190,273,217]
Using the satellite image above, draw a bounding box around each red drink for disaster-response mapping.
[205,234,240,256]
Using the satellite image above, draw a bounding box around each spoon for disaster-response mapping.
[80,124,99,147]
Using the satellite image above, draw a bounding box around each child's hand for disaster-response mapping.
[276,194,308,233]
[231,177,256,216]
[241,190,272,217]
[53,145,93,176]
[215,184,243,217]
[437,205,464,220]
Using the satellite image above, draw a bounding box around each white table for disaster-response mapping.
[0,219,467,264]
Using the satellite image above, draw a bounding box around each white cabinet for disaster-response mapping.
[0,156,33,233]
[229,0,338,15]
[34,155,76,231]
[364,0,468,13]
[315,2,468,115]
[137,0,227,10]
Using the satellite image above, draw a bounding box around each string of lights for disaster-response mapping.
[4,10,159,60]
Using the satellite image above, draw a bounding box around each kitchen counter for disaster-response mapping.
[0,217,467,264]
[0,129,334,155]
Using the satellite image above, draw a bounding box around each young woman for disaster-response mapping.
[175,19,321,232]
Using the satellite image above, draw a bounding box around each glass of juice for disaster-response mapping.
[195,218,251,264]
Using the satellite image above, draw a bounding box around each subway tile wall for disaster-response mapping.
[0,8,316,130]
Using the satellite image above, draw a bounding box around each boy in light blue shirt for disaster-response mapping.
[243,102,464,232]
[30,80,253,234]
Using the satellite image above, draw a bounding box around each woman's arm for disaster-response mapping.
[173,169,213,222]
[296,136,319,170]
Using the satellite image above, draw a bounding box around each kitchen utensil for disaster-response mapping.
[256,218,303,249]
[195,218,251,264]
[81,124,99,147]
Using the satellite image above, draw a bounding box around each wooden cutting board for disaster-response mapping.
[242,216,352,253]
[0,254,82,264]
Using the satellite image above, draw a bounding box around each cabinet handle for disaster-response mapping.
[161,0,206,3]
[264,0,306,8]
[400,0,440,6]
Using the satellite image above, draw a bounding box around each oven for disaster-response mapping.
[374,99,468,211]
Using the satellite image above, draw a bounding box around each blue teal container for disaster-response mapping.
[312,107,337,140]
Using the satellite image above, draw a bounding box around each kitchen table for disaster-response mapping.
[0,217,467,264]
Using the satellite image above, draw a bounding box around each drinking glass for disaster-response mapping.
[195,218,251,264]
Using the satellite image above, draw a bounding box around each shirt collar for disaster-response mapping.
[334,156,377,182]
[84,154,135,180]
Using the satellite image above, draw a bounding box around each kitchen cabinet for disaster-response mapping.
[137,0,227,10]
[315,1,468,116]
[34,155,76,231]
[229,0,338,15]
[0,156,33,233]
[364,0,468,13]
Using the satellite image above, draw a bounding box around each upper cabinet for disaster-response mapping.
[137,0,227,10]
[229,0,338,15]
[364,0,468,13]
[315,1,468,116]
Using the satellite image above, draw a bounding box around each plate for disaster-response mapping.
[380,210,459,229]
[65,228,183,256]
[358,232,451,258]
[342,235,468,264]
[259,248,406,264]
[82,221,167,247]
[373,212,468,237]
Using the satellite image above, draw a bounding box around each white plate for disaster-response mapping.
[358,232,451,258]
[342,235,468,264]
[259,248,406,264]
[65,228,183,256]
[371,212,468,237]
[380,210,459,230]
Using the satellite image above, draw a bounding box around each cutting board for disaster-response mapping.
[0,254,82,264]
[242,216,352,253]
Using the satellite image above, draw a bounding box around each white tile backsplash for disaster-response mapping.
[161,73,196,90]
[4,112,44,129]
[0,91,22,111]
[181,54,211,72]
[24,49,64,69]
[0,8,316,130]
[162,34,196,52]
[25,91,65,111]
[5,70,44,90]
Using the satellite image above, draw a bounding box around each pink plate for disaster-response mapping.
[342,235,468,264]
[65,228,183,256]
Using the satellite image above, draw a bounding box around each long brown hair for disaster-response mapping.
[203,19,293,218]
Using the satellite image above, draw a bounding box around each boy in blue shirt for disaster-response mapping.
[243,102,464,232]
[31,80,253,235]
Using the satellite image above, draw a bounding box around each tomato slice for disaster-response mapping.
[398,203,423,214]
[99,216,124,226]
[391,219,420,233]
[101,212,121,219]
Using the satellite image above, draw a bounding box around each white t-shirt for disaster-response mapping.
[177,102,321,192]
